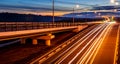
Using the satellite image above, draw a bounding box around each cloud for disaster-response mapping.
[91,6,120,10]
[0,3,74,14]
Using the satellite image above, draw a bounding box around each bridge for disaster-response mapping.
[0,21,119,64]
[0,22,89,46]
[1,0,120,64]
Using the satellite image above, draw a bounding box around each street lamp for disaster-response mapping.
[114,9,117,12]
[115,2,119,5]
[73,5,80,23]
[76,5,80,8]
[110,0,115,3]
[52,0,54,23]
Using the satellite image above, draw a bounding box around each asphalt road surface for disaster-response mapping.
[31,22,119,64]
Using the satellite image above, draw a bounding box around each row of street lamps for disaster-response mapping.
[52,0,80,23]
[110,0,119,5]
[52,0,119,23]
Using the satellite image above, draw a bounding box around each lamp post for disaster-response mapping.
[84,9,88,22]
[73,8,75,23]
[86,12,87,22]
[52,0,54,23]
[94,11,97,21]
[73,5,79,23]
[110,0,115,3]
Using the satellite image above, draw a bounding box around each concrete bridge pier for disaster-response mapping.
[31,33,55,46]
[45,39,51,46]
[20,33,54,46]
[21,38,26,44]
[32,39,38,45]
[39,33,55,46]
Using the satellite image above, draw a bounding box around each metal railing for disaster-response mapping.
[0,22,87,32]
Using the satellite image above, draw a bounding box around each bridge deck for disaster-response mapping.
[0,26,78,41]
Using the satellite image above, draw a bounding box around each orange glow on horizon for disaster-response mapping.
[14,11,71,16]
[0,10,71,16]
[39,11,71,16]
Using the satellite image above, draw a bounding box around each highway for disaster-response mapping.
[30,22,119,64]
[92,23,119,64]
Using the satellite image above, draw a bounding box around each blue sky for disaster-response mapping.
[0,0,119,16]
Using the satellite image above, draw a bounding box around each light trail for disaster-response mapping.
[68,23,109,64]
[32,22,117,64]
[48,25,96,63]
[55,25,103,63]
[77,23,113,64]
[32,25,91,64]
[86,24,112,64]
[56,25,102,63]
[46,25,98,63]
[36,22,117,64]
[56,24,104,63]
[56,23,108,64]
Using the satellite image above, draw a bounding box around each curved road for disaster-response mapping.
[31,22,119,64]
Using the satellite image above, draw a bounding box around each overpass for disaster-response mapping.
[0,21,119,64]
[0,22,89,46]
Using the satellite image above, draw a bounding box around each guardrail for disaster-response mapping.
[0,22,87,32]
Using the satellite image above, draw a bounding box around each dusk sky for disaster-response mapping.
[0,0,119,16]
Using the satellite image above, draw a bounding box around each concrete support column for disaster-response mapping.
[21,38,26,44]
[45,33,52,46]
[47,33,52,36]
[34,33,55,46]
[45,39,51,46]
[32,39,38,45]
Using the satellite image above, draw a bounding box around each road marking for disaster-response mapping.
[114,24,119,64]
[56,48,61,52]
[38,57,47,63]
[48,52,55,57]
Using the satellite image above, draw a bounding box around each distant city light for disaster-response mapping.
[110,0,115,3]
[114,9,117,12]
[94,11,97,14]
[98,13,101,16]
[109,21,116,24]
